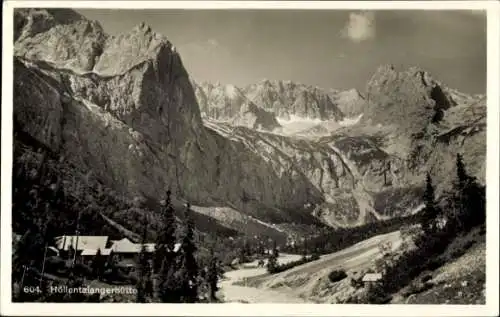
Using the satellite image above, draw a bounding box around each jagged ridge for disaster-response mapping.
[13,8,486,237]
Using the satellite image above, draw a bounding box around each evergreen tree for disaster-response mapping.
[136,218,150,303]
[452,154,486,231]
[156,189,180,302]
[159,259,183,303]
[155,189,177,273]
[420,173,440,234]
[267,240,279,273]
[207,248,219,302]
[179,203,199,302]
[302,238,308,259]
[12,180,49,285]
[256,239,264,255]
[91,248,105,280]
[239,239,251,262]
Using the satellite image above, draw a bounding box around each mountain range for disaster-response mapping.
[12,8,486,241]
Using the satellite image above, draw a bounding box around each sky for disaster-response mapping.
[76,9,486,94]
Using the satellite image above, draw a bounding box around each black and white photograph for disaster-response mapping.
[1,1,499,316]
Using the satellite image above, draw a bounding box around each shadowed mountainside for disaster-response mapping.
[13,8,486,239]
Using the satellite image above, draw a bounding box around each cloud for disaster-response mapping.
[341,11,375,43]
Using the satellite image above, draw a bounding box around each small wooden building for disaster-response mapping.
[80,248,113,265]
[362,273,382,286]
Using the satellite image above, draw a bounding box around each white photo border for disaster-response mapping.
[1,1,498,316]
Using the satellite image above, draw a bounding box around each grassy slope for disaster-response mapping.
[242,231,403,303]
[391,226,486,304]
[235,227,486,304]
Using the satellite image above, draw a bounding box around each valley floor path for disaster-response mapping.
[219,254,307,303]
[218,231,403,303]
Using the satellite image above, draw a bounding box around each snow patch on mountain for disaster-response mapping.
[273,114,363,138]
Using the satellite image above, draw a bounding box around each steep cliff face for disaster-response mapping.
[14,8,88,42]
[328,88,367,118]
[359,64,486,192]
[15,9,106,71]
[364,65,454,136]
[243,80,345,121]
[231,102,281,131]
[13,9,326,228]
[193,82,246,119]
[13,9,486,233]
[203,121,414,227]
[193,81,280,131]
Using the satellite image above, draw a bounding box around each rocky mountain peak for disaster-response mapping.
[14,8,107,72]
[14,8,88,41]
[231,101,281,131]
[367,64,441,92]
[136,21,151,33]
[242,80,344,121]
[329,88,367,118]
[14,8,178,77]
[13,9,485,245]
[364,64,455,134]
[93,23,174,76]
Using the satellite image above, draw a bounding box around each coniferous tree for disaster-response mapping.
[156,189,181,302]
[155,189,177,272]
[239,239,251,262]
[207,248,219,302]
[179,203,199,302]
[136,218,150,303]
[420,173,440,234]
[12,181,48,285]
[38,180,61,288]
[91,248,105,280]
[159,259,183,303]
[302,238,308,259]
[267,240,278,273]
[452,154,486,231]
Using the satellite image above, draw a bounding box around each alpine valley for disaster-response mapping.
[13,8,486,251]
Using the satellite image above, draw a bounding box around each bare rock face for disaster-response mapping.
[421,97,486,192]
[193,81,280,131]
[14,8,87,42]
[359,64,486,193]
[243,80,345,121]
[13,9,485,232]
[194,82,246,119]
[329,88,367,118]
[231,102,281,131]
[193,79,346,128]
[13,59,64,151]
[15,9,106,72]
[13,9,327,226]
[364,65,453,135]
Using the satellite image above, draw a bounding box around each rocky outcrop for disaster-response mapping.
[358,64,486,194]
[243,80,345,121]
[231,102,281,131]
[329,88,367,118]
[14,8,87,42]
[203,121,415,227]
[13,9,486,233]
[193,81,280,131]
[13,58,64,151]
[15,9,106,71]
[193,82,246,120]
[13,9,326,226]
[364,65,454,135]
[193,80,347,129]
